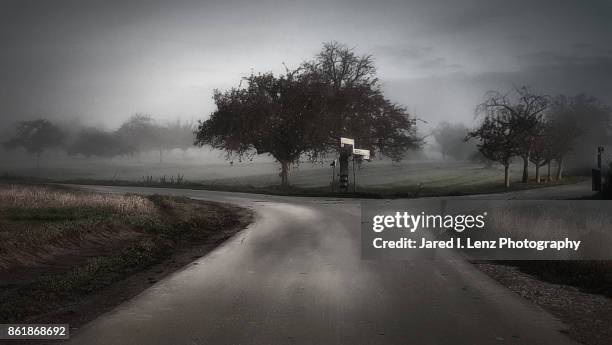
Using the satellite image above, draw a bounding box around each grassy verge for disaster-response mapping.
[0,184,252,323]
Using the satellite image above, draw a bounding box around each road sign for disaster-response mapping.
[340,137,354,148]
[352,148,370,160]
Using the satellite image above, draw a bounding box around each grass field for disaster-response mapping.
[0,154,581,197]
[0,184,252,323]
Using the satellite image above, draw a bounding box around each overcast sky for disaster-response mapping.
[1,0,611,132]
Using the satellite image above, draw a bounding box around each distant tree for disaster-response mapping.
[528,121,552,183]
[467,115,517,188]
[115,114,160,162]
[432,122,476,160]
[66,128,126,158]
[162,119,195,158]
[153,123,169,163]
[3,119,64,168]
[195,42,421,187]
[548,94,609,178]
[477,87,549,183]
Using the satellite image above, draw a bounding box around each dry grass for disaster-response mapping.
[0,184,157,270]
[470,201,612,319]
[0,184,252,323]
[485,202,612,260]
[0,184,155,216]
[490,205,607,239]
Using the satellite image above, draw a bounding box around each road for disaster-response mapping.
[67,182,594,345]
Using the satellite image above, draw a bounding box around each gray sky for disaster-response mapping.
[1,0,611,131]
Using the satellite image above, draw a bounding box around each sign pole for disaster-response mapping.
[339,137,354,193]
[331,161,336,192]
[352,155,356,192]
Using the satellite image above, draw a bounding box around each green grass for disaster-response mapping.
[1,160,582,198]
[0,159,587,199]
[39,173,585,200]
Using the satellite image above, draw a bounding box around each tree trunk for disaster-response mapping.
[280,161,290,187]
[36,152,41,169]
[535,164,540,184]
[159,149,163,163]
[556,157,564,181]
[547,161,552,182]
[522,155,529,183]
[504,164,510,188]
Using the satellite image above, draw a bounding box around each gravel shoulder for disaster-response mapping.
[474,262,612,345]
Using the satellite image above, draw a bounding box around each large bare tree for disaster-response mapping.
[195,71,324,186]
[302,41,421,184]
[477,87,549,183]
[528,121,552,183]
[467,115,517,188]
[547,94,607,180]
[195,42,421,187]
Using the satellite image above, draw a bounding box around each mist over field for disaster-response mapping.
[0,0,610,188]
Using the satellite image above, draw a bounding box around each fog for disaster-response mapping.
[1,0,611,128]
[1,0,611,182]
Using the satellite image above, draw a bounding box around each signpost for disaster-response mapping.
[334,137,371,193]
[351,148,370,192]
[340,137,354,148]
[338,138,354,192]
[352,148,370,160]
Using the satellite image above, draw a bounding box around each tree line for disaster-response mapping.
[3,42,423,187]
[6,41,608,190]
[465,87,611,188]
[2,114,195,167]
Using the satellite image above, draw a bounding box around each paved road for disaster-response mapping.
[66,182,593,345]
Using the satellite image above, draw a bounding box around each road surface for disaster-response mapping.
[66,182,594,345]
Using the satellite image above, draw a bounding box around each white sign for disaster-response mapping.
[353,148,370,160]
[340,137,354,148]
